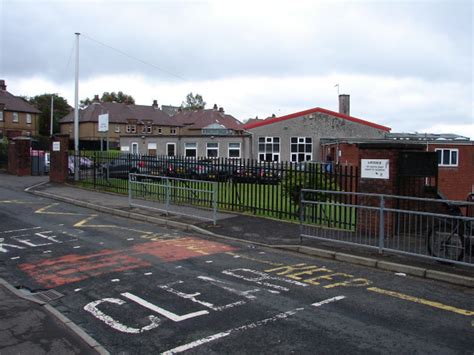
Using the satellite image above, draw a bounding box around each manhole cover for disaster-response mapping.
[32,289,65,303]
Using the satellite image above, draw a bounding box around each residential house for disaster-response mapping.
[0,79,41,139]
[243,95,391,162]
[120,105,251,158]
[59,97,179,149]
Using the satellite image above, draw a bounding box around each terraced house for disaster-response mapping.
[59,96,179,150]
[0,80,41,139]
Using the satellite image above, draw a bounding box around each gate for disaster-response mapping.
[31,138,50,176]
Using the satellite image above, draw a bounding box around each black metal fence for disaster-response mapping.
[0,143,7,170]
[69,151,359,221]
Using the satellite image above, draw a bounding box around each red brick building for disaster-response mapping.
[321,133,474,202]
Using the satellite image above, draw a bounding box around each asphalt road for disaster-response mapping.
[0,183,473,354]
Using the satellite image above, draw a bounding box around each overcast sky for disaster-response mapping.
[1,0,473,137]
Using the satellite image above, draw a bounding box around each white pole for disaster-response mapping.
[50,94,54,136]
[74,32,80,181]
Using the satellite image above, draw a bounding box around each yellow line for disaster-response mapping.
[0,200,33,204]
[367,287,474,317]
[225,252,283,267]
[73,214,152,234]
[35,203,83,215]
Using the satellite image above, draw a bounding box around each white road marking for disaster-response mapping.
[162,308,303,354]
[0,227,42,234]
[121,292,209,322]
[111,279,120,282]
[73,246,81,249]
[259,252,266,254]
[43,250,52,254]
[311,296,346,307]
[127,238,134,241]
[175,266,182,269]
[144,272,153,276]
[10,256,20,260]
[395,273,406,277]
[74,288,82,292]
[205,260,213,263]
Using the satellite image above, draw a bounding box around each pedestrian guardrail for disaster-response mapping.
[300,189,474,267]
[128,173,218,225]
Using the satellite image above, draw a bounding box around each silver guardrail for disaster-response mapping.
[128,173,218,225]
[300,189,474,267]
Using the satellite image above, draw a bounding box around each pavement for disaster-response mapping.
[1,173,474,354]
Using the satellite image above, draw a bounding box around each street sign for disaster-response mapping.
[361,159,389,179]
[98,114,109,132]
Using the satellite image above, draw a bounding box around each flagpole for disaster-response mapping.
[74,32,80,181]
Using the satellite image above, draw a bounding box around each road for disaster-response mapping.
[0,182,473,354]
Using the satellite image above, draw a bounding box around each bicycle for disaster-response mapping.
[427,195,474,262]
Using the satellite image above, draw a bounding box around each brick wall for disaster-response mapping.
[49,134,69,183]
[7,137,31,176]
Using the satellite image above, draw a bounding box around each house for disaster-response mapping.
[0,79,41,139]
[120,105,251,158]
[243,95,391,162]
[59,97,179,149]
[320,133,474,202]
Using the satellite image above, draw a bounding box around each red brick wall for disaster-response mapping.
[427,143,474,201]
[7,137,31,176]
[49,135,69,183]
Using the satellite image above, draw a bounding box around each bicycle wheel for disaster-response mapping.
[428,220,465,261]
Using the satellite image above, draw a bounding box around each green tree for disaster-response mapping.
[181,92,206,110]
[28,94,72,137]
[81,91,135,107]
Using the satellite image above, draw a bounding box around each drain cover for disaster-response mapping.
[33,289,65,303]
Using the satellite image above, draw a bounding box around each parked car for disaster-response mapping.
[68,156,94,175]
[102,155,154,179]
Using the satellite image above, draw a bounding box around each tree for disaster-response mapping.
[181,92,206,110]
[28,94,72,137]
[81,91,135,107]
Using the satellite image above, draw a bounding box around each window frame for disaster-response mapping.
[435,148,459,167]
[228,142,241,158]
[26,113,32,125]
[184,142,197,157]
[290,136,312,162]
[0,111,3,122]
[258,136,280,162]
[166,143,176,156]
[131,142,139,154]
[206,142,219,158]
[12,112,19,123]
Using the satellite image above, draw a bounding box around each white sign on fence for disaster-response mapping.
[361,159,390,179]
[120,146,130,152]
[98,114,109,132]
[52,141,60,152]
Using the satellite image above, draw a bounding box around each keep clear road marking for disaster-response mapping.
[367,287,474,316]
[161,296,345,354]
[74,215,154,235]
[0,227,42,234]
[35,203,84,215]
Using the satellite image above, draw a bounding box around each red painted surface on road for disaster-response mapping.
[19,250,150,288]
[18,237,237,287]
[132,237,237,261]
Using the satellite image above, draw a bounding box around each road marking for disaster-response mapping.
[0,227,41,234]
[73,246,81,249]
[74,215,153,234]
[367,287,474,316]
[162,307,305,354]
[121,292,209,322]
[111,279,120,282]
[35,203,83,215]
[312,296,346,307]
[225,252,283,267]
[10,256,20,260]
[0,200,33,204]
[144,272,153,276]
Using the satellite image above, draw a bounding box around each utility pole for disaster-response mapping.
[74,32,80,181]
[50,94,54,136]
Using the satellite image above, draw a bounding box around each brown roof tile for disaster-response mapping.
[172,108,243,130]
[0,89,41,114]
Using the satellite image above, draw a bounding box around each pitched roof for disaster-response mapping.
[59,102,178,126]
[0,89,41,114]
[243,107,391,132]
[172,108,244,130]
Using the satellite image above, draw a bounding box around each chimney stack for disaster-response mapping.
[92,94,100,104]
[152,99,158,109]
[0,80,6,91]
[213,104,218,110]
[339,94,350,116]
[218,107,224,113]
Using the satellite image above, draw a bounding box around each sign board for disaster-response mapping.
[148,143,157,150]
[120,146,130,152]
[98,113,109,132]
[52,141,60,152]
[361,159,390,179]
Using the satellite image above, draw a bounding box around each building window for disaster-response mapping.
[206,142,219,158]
[115,125,120,133]
[228,142,241,158]
[436,148,458,167]
[157,127,162,134]
[170,128,177,135]
[167,143,176,156]
[26,114,32,124]
[0,111,3,121]
[290,137,312,162]
[142,124,152,134]
[131,142,139,154]
[258,136,280,162]
[12,112,19,123]
[126,125,136,133]
[185,142,197,157]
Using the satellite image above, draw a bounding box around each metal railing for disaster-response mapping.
[128,173,218,225]
[300,189,474,267]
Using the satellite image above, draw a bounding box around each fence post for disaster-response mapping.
[128,174,132,207]
[165,177,170,215]
[378,195,385,253]
[299,189,304,244]
[212,182,217,225]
